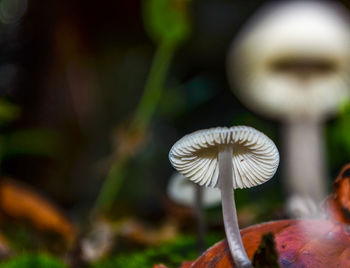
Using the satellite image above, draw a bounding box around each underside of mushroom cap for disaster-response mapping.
[169,126,279,189]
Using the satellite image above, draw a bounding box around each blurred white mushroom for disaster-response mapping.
[167,172,221,252]
[169,126,279,268]
[228,0,350,217]
[167,172,221,207]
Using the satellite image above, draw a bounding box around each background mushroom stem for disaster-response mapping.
[219,145,252,268]
[283,120,326,217]
[194,185,206,253]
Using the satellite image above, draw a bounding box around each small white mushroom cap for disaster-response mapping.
[167,172,221,207]
[169,126,279,189]
[228,0,350,121]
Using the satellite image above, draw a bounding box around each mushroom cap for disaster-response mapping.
[167,172,221,207]
[228,0,350,121]
[169,126,279,189]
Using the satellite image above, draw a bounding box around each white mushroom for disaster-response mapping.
[167,172,221,252]
[227,0,350,217]
[169,126,279,268]
[167,172,221,207]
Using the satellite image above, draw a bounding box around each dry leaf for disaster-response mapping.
[188,219,350,267]
[325,163,350,224]
[0,178,75,244]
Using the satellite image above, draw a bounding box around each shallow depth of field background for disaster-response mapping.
[0,0,349,267]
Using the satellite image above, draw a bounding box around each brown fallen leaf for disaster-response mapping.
[324,163,350,224]
[0,178,76,244]
[187,219,350,267]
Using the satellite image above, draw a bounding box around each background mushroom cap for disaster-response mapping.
[169,126,279,189]
[228,0,350,121]
[167,172,221,207]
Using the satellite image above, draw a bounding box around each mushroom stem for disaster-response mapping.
[219,146,252,268]
[194,185,206,253]
[283,120,326,216]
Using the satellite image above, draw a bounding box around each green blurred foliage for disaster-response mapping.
[94,160,127,211]
[2,225,36,251]
[0,98,62,169]
[2,129,60,158]
[0,254,67,268]
[0,220,68,254]
[0,99,20,125]
[0,98,61,160]
[143,0,191,47]
[92,234,221,268]
[96,0,193,212]
[327,100,350,169]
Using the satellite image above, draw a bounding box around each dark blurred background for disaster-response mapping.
[0,1,350,265]
[2,0,279,215]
